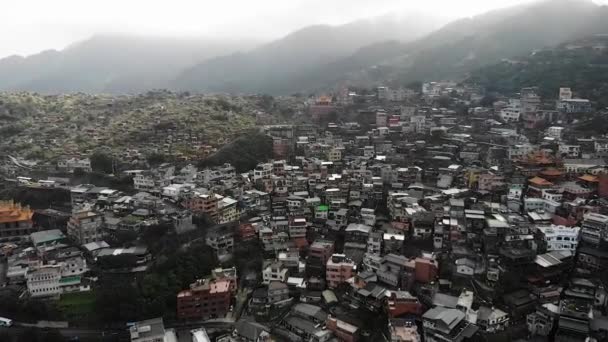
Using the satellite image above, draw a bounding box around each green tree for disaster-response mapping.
[90,152,113,174]
[146,153,167,167]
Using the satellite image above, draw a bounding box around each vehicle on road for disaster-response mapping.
[0,317,13,327]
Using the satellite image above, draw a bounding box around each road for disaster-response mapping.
[0,320,235,341]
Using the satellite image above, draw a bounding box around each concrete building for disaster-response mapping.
[182,193,221,222]
[536,225,580,252]
[581,212,608,246]
[390,319,421,342]
[129,317,177,342]
[67,207,103,245]
[263,262,289,284]
[27,265,62,298]
[326,254,356,288]
[326,315,359,342]
[422,307,478,342]
[177,278,232,320]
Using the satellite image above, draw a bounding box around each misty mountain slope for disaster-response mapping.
[0,35,257,94]
[173,12,449,94]
[467,35,608,108]
[327,0,608,89]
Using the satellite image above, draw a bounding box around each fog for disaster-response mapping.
[1,0,606,58]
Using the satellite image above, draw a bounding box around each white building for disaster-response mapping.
[327,148,342,162]
[536,225,580,252]
[563,159,605,174]
[581,212,608,246]
[162,183,194,201]
[410,116,427,134]
[558,144,580,158]
[477,306,509,333]
[361,208,376,226]
[27,265,62,298]
[508,144,535,159]
[524,198,559,214]
[559,87,573,100]
[58,158,92,173]
[253,163,273,180]
[557,98,591,113]
[546,126,564,140]
[499,99,521,123]
[262,262,289,284]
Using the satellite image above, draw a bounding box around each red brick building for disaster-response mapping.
[599,174,608,198]
[177,278,231,320]
[238,223,257,241]
[414,256,438,284]
[387,291,423,318]
[326,315,359,342]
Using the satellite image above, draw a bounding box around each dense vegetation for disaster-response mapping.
[95,240,217,323]
[199,131,273,173]
[0,91,261,164]
[468,37,608,108]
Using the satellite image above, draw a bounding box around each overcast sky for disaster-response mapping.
[0,0,606,58]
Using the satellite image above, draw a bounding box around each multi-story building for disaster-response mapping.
[499,99,521,123]
[263,262,289,284]
[218,197,239,224]
[558,144,581,158]
[390,319,421,342]
[367,231,382,256]
[376,254,409,288]
[535,225,580,252]
[326,254,356,288]
[205,226,234,261]
[326,315,359,342]
[521,87,541,114]
[422,307,478,342]
[556,98,591,114]
[133,171,170,193]
[387,291,423,318]
[0,200,35,240]
[309,240,334,265]
[477,172,505,192]
[508,144,536,159]
[476,306,509,333]
[253,163,273,181]
[182,193,221,222]
[288,217,307,239]
[177,278,232,320]
[27,265,62,298]
[527,304,559,337]
[58,157,92,173]
[546,126,564,140]
[67,207,103,245]
[581,212,608,246]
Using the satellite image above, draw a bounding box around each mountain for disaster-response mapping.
[284,0,608,93]
[467,35,608,108]
[173,12,449,94]
[0,35,258,94]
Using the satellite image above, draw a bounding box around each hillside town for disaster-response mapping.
[2,82,608,342]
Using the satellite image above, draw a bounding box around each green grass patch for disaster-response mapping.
[58,291,96,321]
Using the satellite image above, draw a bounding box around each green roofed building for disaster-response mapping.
[315,205,329,220]
[317,205,329,212]
[30,229,66,247]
